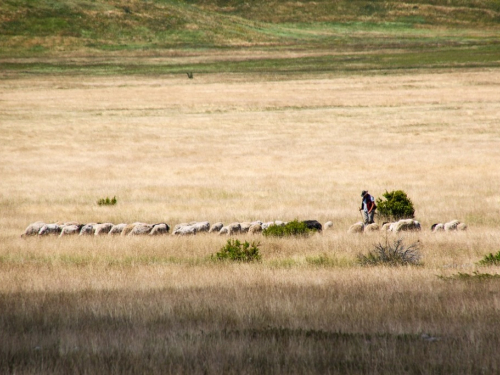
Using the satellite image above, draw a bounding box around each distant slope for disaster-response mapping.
[1,0,500,56]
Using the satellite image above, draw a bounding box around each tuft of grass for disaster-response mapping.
[97,196,117,206]
[478,251,500,266]
[212,239,261,262]
[357,238,421,267]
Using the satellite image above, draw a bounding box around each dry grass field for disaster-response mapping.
[1,67,500,373]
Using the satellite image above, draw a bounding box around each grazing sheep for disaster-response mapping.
[392,219,421,233]
[109,223,127,235]
[173,223,189,232]
[21,221,46,237]
[227,222,241,235]
[173,225,197,236]
[38,223,63,236]
[347,222,364,234]
[303,220,322,232]
[94,223,114,236]
[190,221,210,233]
[80,223,96,236]
[129,223,154,236]
[323,221,333,230]
[240,222,253,233]
[209,222,224,233]
[444,220,460,231]
[121,223,143,236]
[381,222,393,231]
[432,220,467,232]
[364,223,379,232]
[219,223,241,236]
[431,223,445,232]
[248,223,262,234]
[150,223,170,236]
[59,224,84,237]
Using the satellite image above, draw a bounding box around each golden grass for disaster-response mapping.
[1,68,500,373]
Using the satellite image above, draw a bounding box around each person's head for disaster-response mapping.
[361,190,368,197]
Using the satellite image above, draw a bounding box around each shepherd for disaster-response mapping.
[359,190,376,225]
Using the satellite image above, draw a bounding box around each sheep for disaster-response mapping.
[323,221,333,230]
[431,223,445,232]
[392,219,421,233]
[59,224,84,237]
[21,221,46,237]
[190,221,210,233]
[109,223,127,235]
[381,222,393,231]
[173,225,197,236]
[150,223,170,236]
[80,223,96,236]
[347,222,364,234]
[129,223,154,236]
[303,220,322,232]
[240,222,253,233]
[248,223,262,234]
[94,223,114,236]
[364,223,379,232]
[209,222,224,233]
[219,223,241,235]
[432,220,467,232]
[121,223,143,236]
[38,223,63,236]
[444,220,460,231]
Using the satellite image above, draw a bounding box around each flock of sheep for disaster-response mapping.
[20,218,466,238]
[348,219,467,233]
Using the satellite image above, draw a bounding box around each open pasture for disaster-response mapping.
[1,68,500,373]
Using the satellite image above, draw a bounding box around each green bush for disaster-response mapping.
[213,239,261,262]
[376,190,415,221]
[478,251,500,266]
[262,220,314,238]
[357,238,421,267]
[97,196,117,206]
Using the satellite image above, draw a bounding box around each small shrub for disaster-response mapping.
[97,196,117,206]
[213,239,261,262]
[376,190,415,221]
[263,220,314,238]
[478,251,500,266]
[357,238,421,266]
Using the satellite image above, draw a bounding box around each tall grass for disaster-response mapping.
[1,70,500,373]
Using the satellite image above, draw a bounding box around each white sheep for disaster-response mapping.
[108,223,127,235]
[59,224,83,237]
[173,225,197,236]
[129,223,153,236]
[323,221,333,230]
[38,223,63,236]
[79,223,96,236]
[248,223,262,234]
[347,222,364,234]
[150,223,170,235]
[364,223,379,232]
[209,222,224,233]
[391,219,421,233]
[21,221,46,237]
[94,223,114,236]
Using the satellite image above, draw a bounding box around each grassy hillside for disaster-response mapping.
[1,1,500,76]
[1,0,500,55]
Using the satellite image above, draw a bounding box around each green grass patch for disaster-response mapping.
[478,251,500,266]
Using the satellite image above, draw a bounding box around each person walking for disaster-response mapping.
[360,190,376,224]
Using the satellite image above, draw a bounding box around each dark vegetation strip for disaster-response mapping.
[2,44,500,77]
